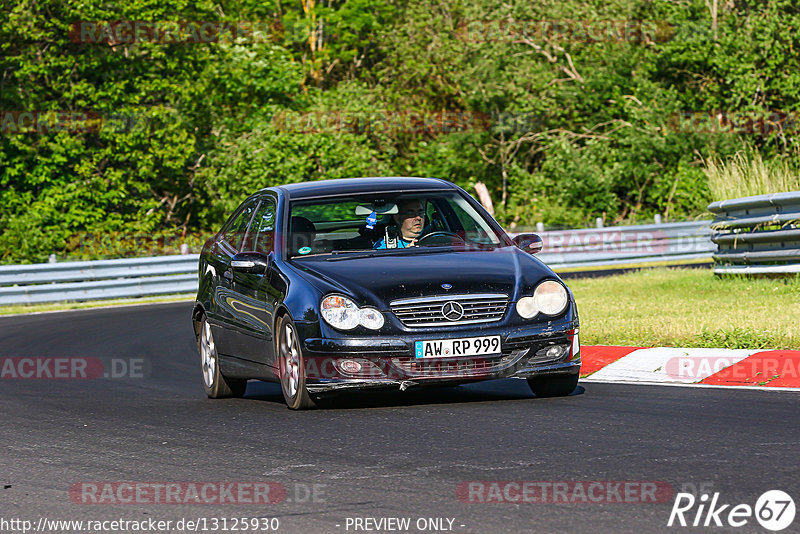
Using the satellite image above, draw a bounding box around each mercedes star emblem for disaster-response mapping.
[441,301,464,321]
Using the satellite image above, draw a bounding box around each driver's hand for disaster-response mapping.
[409,238,417,247]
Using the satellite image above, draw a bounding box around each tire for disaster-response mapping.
[197,314,247,398]
[277,315,317,410]
[527,373,579,398]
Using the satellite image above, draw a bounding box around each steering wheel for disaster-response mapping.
[415,231,466,246]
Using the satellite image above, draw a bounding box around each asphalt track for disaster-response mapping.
[1,302,798,534]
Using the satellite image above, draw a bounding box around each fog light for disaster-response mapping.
[535,344,570,361]
[546,345,564,359]
[339,359,363,374]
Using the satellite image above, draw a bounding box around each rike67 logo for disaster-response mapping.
[668,490,795,531]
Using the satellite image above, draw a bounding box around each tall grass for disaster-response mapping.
[705,151,800,201]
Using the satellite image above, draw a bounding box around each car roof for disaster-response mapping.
[266,177,456,200]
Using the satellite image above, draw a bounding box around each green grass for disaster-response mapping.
[569,268,800,349]
[705,150,800,201]
[0,294,194,316]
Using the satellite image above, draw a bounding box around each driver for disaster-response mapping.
[373,199,426,249]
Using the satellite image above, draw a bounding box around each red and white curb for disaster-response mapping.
[580,346,800,390]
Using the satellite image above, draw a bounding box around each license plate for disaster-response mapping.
[414,335,501,359]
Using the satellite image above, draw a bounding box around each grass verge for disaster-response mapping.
[0,294,194,316]
[705,150,800,200]
[568,268,800,349]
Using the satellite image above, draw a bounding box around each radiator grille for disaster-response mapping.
[390,293,508,327]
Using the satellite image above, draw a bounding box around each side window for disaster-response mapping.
[453,207,485,241]
[450,197,497,244]
[221,200,258,252]
[244,198,277,254]
[426,199,451,233]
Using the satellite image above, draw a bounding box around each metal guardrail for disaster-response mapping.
[522,220,714,271]
[0,220,717,306]
[708,191,800,275]
[0,255,199,306]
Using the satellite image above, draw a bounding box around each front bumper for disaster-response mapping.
[296,319,581,393]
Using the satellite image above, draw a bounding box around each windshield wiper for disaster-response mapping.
[330,249,373,255]
[290,249,378,260]
[326,247,462,261]
[326,251,377,261]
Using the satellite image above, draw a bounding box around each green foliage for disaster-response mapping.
[64,231,210,260]
[2,0,800,263]
[200,117,390,220]
[0,0,219,262]
[279,0,396,85]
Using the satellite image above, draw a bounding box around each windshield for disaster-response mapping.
[286,191,505,257]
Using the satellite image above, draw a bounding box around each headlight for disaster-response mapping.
[321,295,360,330]
[320,295,385,330]
[516,281,569,318]
[516,296,538,319]
[533,280,568,316]
[359,307,385,330]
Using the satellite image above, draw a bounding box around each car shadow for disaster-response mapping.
[243,379,585,410]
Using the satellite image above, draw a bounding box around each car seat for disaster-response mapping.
[290,216,316,255]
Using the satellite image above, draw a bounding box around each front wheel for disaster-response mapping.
[277,315,316,410]
[527,373,579,398]
[197,314,247,398]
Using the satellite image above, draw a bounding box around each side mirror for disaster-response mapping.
[513,233,543,254]
[230,252,270,274]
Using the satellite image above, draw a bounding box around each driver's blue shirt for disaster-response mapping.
[373,236,413,249]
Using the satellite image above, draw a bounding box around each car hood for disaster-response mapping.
[286,246,556,309]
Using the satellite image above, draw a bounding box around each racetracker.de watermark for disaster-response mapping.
[0,111,103,134]
[70,232,209,256]
[69,482,326,504]
[69,21,279,44]
[308,356,496,380]
[2,108,549,138]
[665,355,799,381]
[0,110,166,136]
[456,19,676,43]
[531,229,710,255]
[666,111,800,136]
[0,357,148,380]
[272,110,491,136]
[294,349,578,381]
[456,481,674,504]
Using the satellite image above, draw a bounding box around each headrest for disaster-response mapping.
[290,216,316,235]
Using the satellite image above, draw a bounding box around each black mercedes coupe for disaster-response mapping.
[192,177,580,409]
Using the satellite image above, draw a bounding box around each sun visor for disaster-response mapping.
[355,203,398,216]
